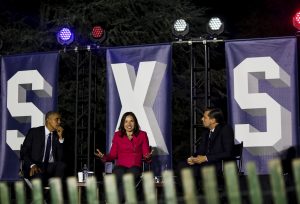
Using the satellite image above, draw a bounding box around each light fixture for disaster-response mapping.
[293,11,300,30]
[207,17,224,36]
[91,25,107,43]
[56,27,74,45]
[172,19,189,40]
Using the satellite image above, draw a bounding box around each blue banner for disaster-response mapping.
[225,37,298,174]
[106,44,172,175]
[0,52,59,180]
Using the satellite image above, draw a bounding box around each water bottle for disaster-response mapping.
[82,164,88,182]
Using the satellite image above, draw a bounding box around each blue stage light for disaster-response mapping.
[56,27,74,45]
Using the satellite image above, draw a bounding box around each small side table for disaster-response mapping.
[77,181,100,203]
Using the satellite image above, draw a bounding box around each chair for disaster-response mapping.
[136,147,153,188]
[231,141,243,173]
[19,145,50,204]
[142,146,153,172]
[221,141,243,173]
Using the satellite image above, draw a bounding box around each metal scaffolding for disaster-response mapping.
[173,38,224,154]
[59,47,105,175]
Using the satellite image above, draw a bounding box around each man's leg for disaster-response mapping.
[47,161,66,178]
[192,164,203,193]
[175,161,191,197]
[45,162,66,202]
[176,161,203,193]
[29,164,48,187]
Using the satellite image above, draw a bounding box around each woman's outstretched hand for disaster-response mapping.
[94,148,104,159]
[145,149,154,159]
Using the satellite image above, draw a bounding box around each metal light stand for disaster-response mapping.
[60,46,101,175]
[173,38,224,154]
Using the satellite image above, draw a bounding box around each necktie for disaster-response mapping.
[207,131,212,153]
[209,130,212,139]
[44,133,52,163]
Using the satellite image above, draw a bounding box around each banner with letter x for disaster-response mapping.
[225,37,298,174]
[0,52,59,180]
[106,44,172,175]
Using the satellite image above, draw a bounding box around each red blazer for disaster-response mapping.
[102,130,151,168]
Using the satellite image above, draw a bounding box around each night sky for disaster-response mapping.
[1,0,300,40]
[197,0,300,39]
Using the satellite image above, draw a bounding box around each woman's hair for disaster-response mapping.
[118,112,140,137]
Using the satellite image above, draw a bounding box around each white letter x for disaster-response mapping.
[111,61,169,155]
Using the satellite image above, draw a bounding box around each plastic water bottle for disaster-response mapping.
[82,164,88,182]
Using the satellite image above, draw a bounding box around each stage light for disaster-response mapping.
[172,19,189,40]
[56,27,74,46]
[91,25,107,43]
[293,11,300,30]
[207,17,224,36]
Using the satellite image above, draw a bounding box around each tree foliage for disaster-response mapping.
[0,0,230,166]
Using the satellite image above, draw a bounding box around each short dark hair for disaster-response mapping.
[118,112,140,137]
[204,107,224,124]
[45,111,60,121]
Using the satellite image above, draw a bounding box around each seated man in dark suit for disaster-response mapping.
[186,107,234,189]
[20,111,65,186]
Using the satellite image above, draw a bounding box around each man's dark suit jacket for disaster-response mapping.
[20,126,64,177]
[195,123,234,173]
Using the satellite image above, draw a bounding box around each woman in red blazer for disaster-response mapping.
[95,111,152,202]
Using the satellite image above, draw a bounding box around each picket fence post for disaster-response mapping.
[14,181,26,204]
[202,165,219,204]
[268,159,287,204]
[0,182,9,204]
[246,161,263,204]
[224,161,242,204]
[5,158,300,204]
[292,158,300,204]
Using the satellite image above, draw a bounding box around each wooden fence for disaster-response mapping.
[0,158,300,204]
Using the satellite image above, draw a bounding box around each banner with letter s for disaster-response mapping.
[0,52,59,180]
[225,37,298,174]
[106,44,172,175]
